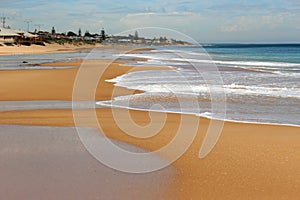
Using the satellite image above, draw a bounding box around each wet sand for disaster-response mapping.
[0,59,299,199]
[0,60,170,101]
[0,125,174,200]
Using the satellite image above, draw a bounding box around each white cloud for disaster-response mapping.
[1,0,299,42]
[221,14,290,32]
[120,12,202,29]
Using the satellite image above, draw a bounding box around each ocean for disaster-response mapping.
[97,44,300,126]
[0,45,299,126]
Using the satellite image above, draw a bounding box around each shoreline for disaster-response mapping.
[0,54,300,198]
[96,102,300,128]
[0,43,100,55]
[3,56,298,127]
[1,99,299,127]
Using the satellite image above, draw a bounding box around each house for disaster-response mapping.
[15,30,38,39]
[15,30,40,45]
[0,27,20,45]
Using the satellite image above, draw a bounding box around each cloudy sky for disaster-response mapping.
[1,0,300,43]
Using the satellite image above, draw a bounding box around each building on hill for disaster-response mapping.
[0,27,21,45]
[15,30,40,45]
[0,27,43,46]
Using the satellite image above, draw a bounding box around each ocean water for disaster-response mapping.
[1,45,299,126]
[97,44,300,126]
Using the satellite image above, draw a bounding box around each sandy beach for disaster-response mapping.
[0,56,300,199]
[0,43,99,55]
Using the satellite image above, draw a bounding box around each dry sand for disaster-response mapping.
[0,58,299,199]
[0,43,98,55]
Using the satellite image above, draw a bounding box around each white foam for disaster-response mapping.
[118,51,300,76]
[104,48,300,127]
[223,84,300,99]
[169,58,300,67]
[96,101,300,127]
[108,70,300,99]
[121,52,300,68]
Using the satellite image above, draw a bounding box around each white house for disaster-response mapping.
[0,27,20,45]
[15,30,38,39]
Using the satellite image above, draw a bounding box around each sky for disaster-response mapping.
[1,0,300,43]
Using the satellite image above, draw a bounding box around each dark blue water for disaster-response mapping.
[203,44,300,64]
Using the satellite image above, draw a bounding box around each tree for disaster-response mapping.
[84,30,91,37]
[67,31,77,37]
[78,28,82,37]
[100,28,106,40]
[51,27,56,35]
[134,31,139,39]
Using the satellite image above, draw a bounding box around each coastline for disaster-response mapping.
[0,43,99,55]
[0,56,300,199]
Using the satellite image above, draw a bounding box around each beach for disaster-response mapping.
[0,43,98,55]
[0,50,299,199]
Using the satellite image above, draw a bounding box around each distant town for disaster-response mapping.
[0,20,191,47]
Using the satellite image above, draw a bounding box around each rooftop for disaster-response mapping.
[0,27,20,37]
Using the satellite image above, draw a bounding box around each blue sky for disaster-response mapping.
[1,0,300,42]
